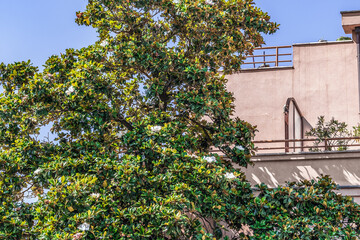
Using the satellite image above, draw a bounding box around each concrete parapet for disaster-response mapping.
[244,151,360,203]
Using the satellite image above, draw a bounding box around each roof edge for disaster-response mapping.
[341,10,360,15]
[293,40,353,47]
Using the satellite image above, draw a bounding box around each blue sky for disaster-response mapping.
[257,0,360,46]
[0,0,96,68]
[0,1,359,68]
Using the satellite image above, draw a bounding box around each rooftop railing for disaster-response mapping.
[242,45,293,69]
[254,137,360,154]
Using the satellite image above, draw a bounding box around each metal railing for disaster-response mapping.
[254,137,360,153]
[242,45,293,69]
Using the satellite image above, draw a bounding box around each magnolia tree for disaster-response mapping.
[1,0,360,239]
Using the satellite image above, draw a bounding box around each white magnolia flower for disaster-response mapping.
[34,168,43,175]
[203,156,216,163]
[72,233,84,240]
[205,0,214,4]
[235,145,245,151]
[30,117,37,124]
[65,86,75,96]
[150,126,162,133]
[45,73,53,80]
[90,193,100,199]
[116,131,127,138]
[78,222,90,231]
[225,172,236,179]
[188,153,199,159]
[100,40,108,47]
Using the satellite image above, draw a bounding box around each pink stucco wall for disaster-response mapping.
[227,41,359,141]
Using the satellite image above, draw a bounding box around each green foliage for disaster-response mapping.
[0,1,359,239]
[336,36,352,41]
[305,116,351,151]
[249,176,360,239]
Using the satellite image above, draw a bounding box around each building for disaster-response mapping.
[228,11,360,203]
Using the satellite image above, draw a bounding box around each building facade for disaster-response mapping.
[229,11,360,203]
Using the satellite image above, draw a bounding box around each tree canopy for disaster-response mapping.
[1,0,360,239]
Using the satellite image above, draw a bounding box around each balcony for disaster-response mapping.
[242,138,360,203]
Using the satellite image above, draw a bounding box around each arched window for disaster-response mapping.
[284,98,311,152]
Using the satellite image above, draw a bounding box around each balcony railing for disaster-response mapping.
[242,45,293,69]
[254,137,360,154]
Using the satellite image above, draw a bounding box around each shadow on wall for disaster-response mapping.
[243,151,360,189]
